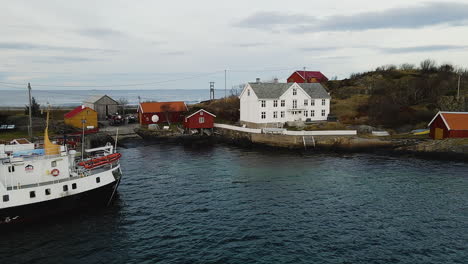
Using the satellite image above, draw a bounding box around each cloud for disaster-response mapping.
[299,46,340,52]
[379,45,468,54]
[236,42,269,48]
[0,42,116,53]
[78,28,123,38]
[32,56,102,64]
[160,51,186,56]
[234,11,315,30]
[236,2,468,33]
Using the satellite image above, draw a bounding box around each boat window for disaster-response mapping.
[30,191,36,198]
[3,195,9,202]
[96,177,101,183]
[51,161,57,167]
[45,189,51,195]
[72,183,77,190]
[63,185,68,192]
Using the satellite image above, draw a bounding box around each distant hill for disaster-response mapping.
[326,60,468,130]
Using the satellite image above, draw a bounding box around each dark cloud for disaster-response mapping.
[0,42,116,53]
[379,45,468,54]
[236,2,468,33]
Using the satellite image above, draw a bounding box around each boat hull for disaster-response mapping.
[0,180,119,226]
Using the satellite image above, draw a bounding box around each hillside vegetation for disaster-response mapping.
[327,60,468,130]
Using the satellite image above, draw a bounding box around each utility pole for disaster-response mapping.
[28,83,33,140]
[210,82,215,100]
[224,69,227,101]
[303,66,306,83]
[457,74,461,100]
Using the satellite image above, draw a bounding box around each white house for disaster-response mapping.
[239,81,331,127]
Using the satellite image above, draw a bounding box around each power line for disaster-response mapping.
[0,70,224,88]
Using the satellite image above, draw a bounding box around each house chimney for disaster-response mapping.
[273,78,278,83]
[256,77,261,83]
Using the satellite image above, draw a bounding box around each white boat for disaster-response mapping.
[0,112,123,226]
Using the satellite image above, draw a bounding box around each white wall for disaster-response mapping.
[240,83,330,125]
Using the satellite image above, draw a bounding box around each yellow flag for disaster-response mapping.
[44,107,60,155]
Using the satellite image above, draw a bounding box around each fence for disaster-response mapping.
[214,124,356,136]
[214,124,262,134]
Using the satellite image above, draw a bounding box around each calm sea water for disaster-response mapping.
[0,89,227,107]
[1,141,467,263]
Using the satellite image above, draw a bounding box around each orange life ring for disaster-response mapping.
[51,169,60,177]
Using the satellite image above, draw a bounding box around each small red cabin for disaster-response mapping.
[428,111,468,139]
[138,101,188,125]
[287,71,328,83]
[183,109,216,129]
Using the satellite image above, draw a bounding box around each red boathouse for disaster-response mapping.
[138,101,188,125]
[287,71,328,83]
[183,109,216,129]
[428,111,468,139]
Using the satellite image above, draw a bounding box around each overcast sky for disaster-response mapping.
[1,0,468,90]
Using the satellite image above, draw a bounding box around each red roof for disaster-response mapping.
[429,112,468,130]
[291,71,328,82]
[139,101,188,113]
[64,105,95,119]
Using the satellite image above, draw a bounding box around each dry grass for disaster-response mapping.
[331,94,370,124]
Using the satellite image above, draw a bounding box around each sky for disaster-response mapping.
[1,0,468,90]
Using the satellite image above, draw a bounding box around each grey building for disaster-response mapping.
[84,95,119,120]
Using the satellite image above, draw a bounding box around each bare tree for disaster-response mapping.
[160,103,172,125]
[420,59,437,72]
[399,63,415,71]
[118,98,129,115]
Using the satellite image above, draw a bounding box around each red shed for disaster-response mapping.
[428,111,468,139]
[287,71,328,83]
[183,109,216,129]
[138,101,188,125]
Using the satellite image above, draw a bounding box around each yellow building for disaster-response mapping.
[64,105,98,129]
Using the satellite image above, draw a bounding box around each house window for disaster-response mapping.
[96,177,101,183]
[322,109,326,116]
[322,99,326,106]
[280,111,285,118]
[248,89,250,96]
[261,112,266,119]
[199,117,205,123]
[72,183,77,190]
[45,189,51,195]
[273,111,278,118]
[311,100,315,106]
[51,161,57,167]
[281,100,285,107]
[311,110,315,117]
[3,195,9,202]
[273,100,278,107]
[304,111,308,117]
[30,191,36,198]
[292,100,297,109]
[261,100,266,107]
[8,166,15,173]
[200,111,204,116]
[293,88,297,95]
[304,99,308,106]
[63,185,68,192]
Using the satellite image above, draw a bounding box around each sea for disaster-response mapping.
[1,141,467,264]
[0,89,227,107]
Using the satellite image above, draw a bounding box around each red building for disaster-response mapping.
[428,111,468,139]
[287,71,328,83]
[183,109,216,129]
[138,101,188,125]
